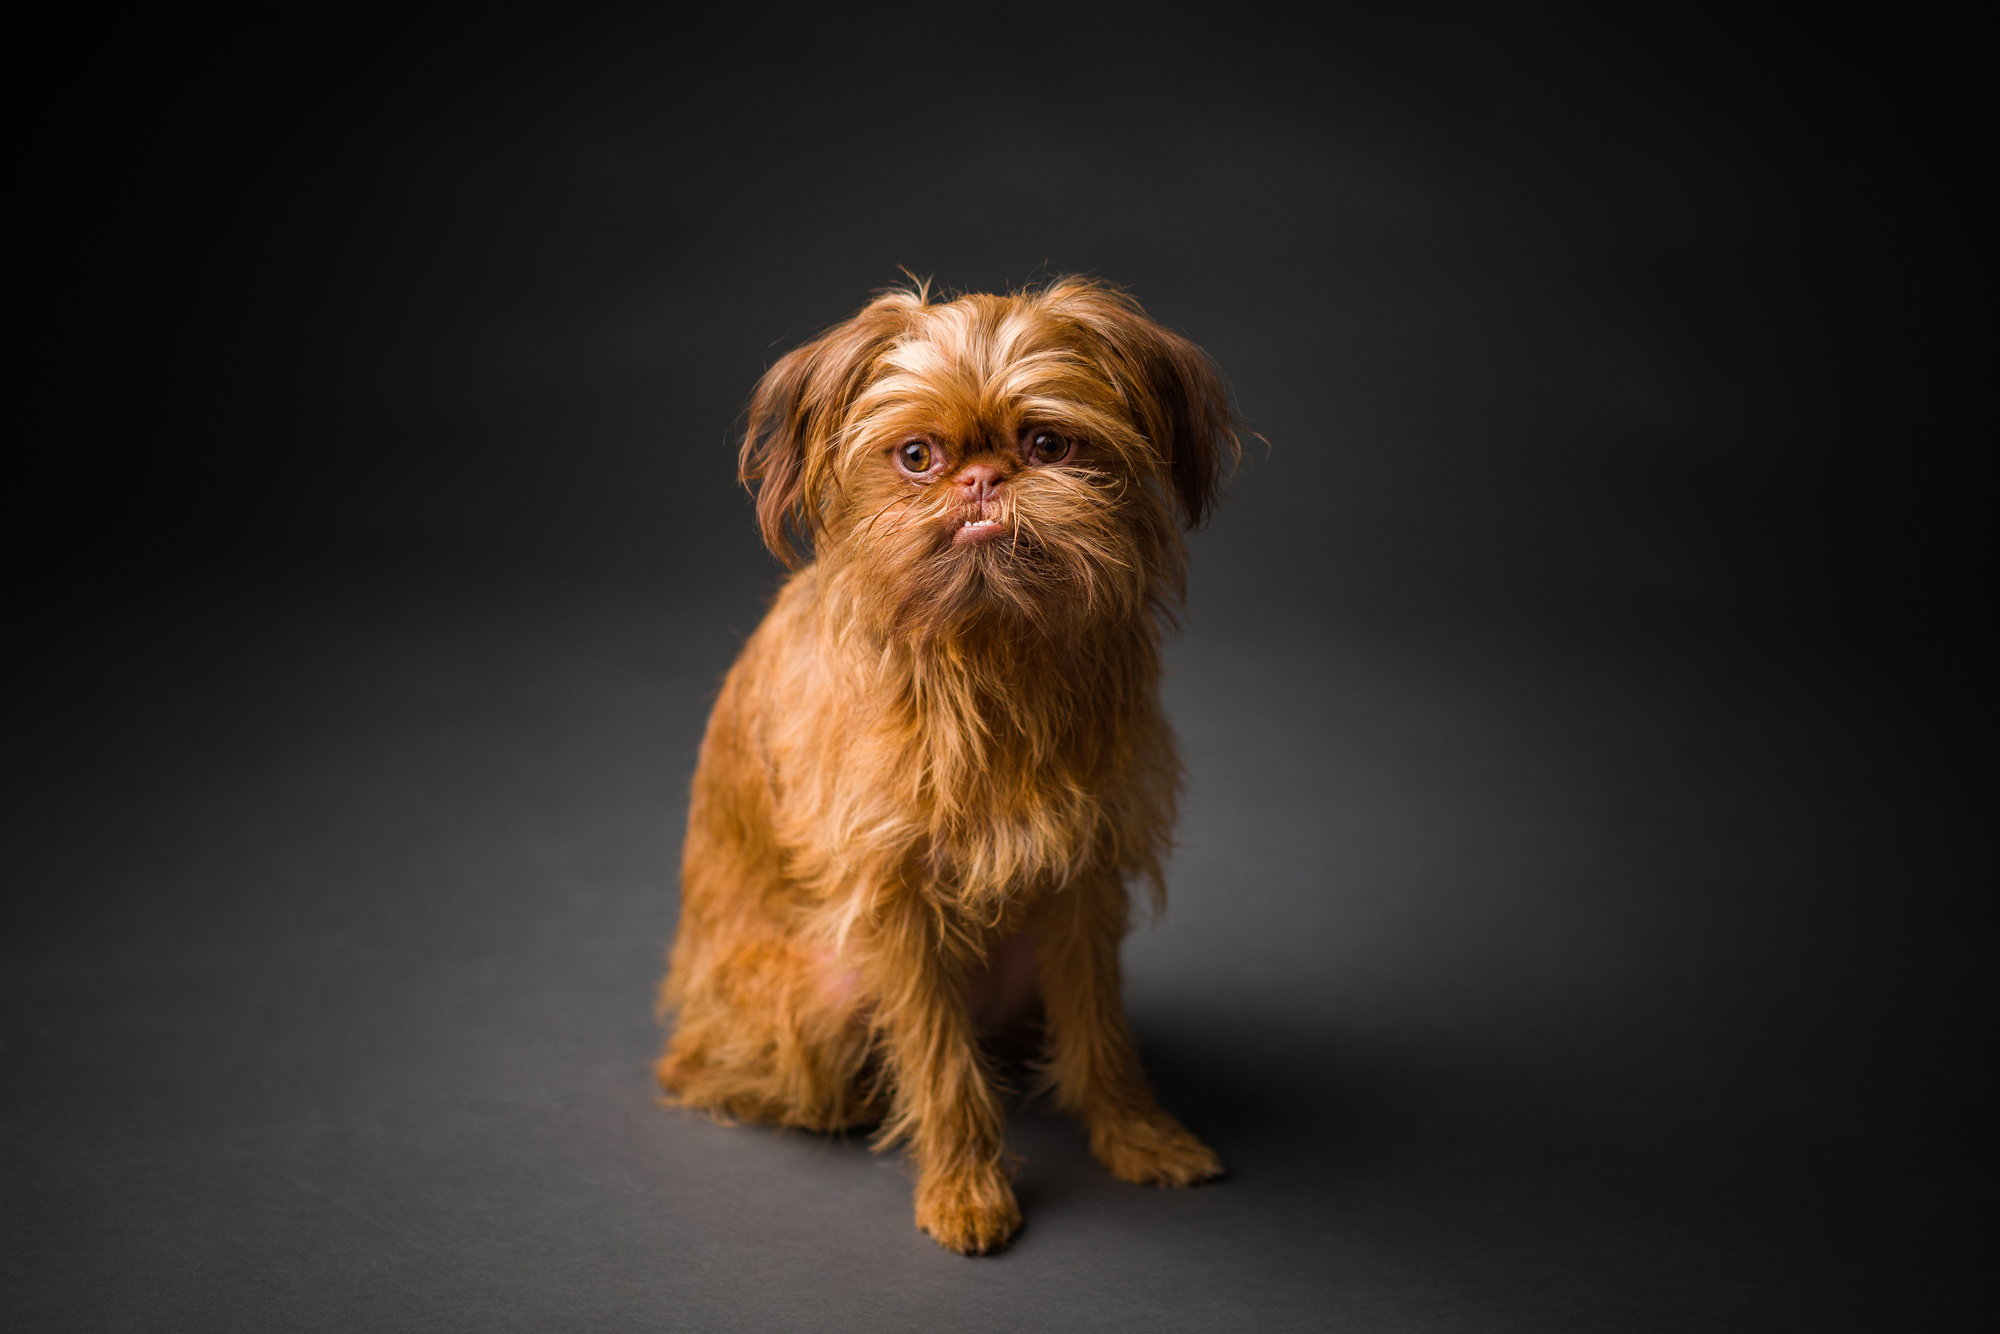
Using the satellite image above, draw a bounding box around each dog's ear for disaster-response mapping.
[1048,280,1240,529]
[740,295,918,566]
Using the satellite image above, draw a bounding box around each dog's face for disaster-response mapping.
[741,279,1236,640]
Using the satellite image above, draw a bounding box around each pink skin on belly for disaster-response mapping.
[819,955,864,1009]
[815,932,1039,1033]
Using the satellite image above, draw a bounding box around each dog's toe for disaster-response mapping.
[1093,1113,1224,1187]
[915,1167,1022,1255]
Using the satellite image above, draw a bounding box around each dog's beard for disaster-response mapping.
[837,470,1163,648]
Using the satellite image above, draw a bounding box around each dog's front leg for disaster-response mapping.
[863,907,1020,1254]
[1035,877,1224,1187]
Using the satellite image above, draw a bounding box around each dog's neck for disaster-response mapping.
[798,557,1174,909]
[809,558,1165,728]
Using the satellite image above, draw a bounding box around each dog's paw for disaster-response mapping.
[1091,1112,1224,1187]
[914,1165,1022,1255]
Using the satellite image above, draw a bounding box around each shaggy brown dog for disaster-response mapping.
[657,277,1236,1254]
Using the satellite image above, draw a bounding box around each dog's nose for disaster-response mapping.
[956,464,1004,505]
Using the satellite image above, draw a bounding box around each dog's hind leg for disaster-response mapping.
[658,929,880,1132]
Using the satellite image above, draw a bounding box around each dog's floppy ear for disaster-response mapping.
[740,295,918,566]
[1047,280,1240,529]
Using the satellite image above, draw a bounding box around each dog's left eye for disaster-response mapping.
[1026,431,1071,465]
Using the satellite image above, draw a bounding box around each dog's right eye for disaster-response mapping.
[896,440,933,474]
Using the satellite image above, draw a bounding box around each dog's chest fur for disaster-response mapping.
[745,568,1177,914]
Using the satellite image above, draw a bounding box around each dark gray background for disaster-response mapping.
[8,7,1981,1330]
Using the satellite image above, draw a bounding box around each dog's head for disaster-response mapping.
[740,278,1237,640]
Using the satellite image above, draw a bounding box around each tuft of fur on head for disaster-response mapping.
[739,277,1239,649]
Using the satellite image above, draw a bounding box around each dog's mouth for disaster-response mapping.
[950,513,1010,547]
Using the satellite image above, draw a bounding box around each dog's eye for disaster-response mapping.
[1027,431,1070,465]
[896,440,934,474]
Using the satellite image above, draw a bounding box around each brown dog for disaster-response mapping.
[657,277,1236,1254]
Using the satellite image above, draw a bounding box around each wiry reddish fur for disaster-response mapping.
[657,277,1237,1254]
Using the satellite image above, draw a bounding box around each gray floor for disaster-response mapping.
[5,566,1975,1331]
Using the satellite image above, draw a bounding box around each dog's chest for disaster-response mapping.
[915,718,1116,883]
[765,615,1163,895]
[797,700,1125,895]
